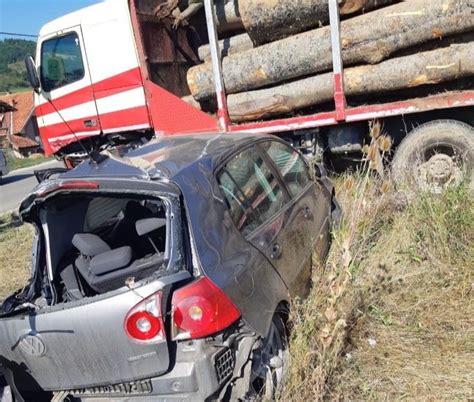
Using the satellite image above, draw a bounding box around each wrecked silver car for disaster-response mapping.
[0,134,339,401]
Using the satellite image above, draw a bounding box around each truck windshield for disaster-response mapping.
[40,32,85,92]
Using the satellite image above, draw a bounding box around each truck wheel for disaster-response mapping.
[392,120,474,193]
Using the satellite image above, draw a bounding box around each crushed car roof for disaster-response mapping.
[20,133,274,212]
[126,133,273,180]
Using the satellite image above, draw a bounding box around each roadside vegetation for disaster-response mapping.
[5,149,51,171]
[0,39,36,93]
[282,128,473,400]
[0,213,33,300]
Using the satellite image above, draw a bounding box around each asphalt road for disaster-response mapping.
[0,160,63,214]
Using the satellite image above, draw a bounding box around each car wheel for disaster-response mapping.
[392,120,474,194]
[248,314,288,400]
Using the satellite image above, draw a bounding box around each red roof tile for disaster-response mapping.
[11,134,38,149]
[0,91,34,134]
[0,100,16,113]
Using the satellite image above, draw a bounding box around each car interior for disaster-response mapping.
[37,194,169,304]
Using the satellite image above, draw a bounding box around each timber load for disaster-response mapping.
[186,0,474,122]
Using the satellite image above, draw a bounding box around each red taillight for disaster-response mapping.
[58,181,99,190]
[124,291,165,344]
[37,181,99,197]
[171,277,240,340]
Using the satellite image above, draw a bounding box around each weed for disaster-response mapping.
[282,132,473,400]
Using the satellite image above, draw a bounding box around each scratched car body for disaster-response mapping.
[0,133,339,401]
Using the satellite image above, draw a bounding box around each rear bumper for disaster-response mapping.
[57,338,238,401]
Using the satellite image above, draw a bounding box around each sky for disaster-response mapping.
[0,0,102,40]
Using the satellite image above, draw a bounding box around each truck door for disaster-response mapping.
[36,27,101,155]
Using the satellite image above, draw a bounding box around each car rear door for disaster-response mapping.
[216,144,310,297]
[263,140,331,262]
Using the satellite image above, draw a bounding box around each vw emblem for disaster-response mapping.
[18,334,46,357]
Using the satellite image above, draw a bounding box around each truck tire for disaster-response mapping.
[392,120,474,193]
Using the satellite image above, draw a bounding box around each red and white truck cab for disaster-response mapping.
[32,0,217,158]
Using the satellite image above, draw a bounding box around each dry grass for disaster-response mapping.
[0,213,33,300]
[282,130,473,400]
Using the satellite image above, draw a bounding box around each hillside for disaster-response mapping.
[0,39,36,93]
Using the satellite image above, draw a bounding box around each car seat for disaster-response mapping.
[72,218,167,293]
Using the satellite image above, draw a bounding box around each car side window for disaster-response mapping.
[41,32,85,92]
[218,146,286,236]
[264,141,311,198]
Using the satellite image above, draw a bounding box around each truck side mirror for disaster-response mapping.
[25,56,40,93]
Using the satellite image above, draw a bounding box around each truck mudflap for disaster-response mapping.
[0,271,190,393]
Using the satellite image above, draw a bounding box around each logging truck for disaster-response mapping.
[25,0,474,191]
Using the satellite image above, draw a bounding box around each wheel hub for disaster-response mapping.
[418,153,463,192]
[426,154,455,184]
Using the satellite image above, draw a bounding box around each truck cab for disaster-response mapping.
[31,0,217,159]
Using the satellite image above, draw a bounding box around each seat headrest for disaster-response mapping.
[136,218,166,237]
[72,233,111,257]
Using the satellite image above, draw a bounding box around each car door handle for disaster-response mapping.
[270,243,282,260]
[302,206,312,219]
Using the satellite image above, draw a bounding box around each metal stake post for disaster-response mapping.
[329,0,347,121]
[203,0,230,131]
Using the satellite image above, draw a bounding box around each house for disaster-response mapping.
[0,100,15,149]
[0,91,41,158]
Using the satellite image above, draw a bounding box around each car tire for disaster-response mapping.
[392,120,474,194]
[247,314,289,400]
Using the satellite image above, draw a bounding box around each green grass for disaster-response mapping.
[0,213,33,300]
[5,150,52,171]
[0,87,31,96]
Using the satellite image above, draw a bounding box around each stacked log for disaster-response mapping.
[215,0,244,32]
[186,0,474,121]
[239,0,397,45]
[198,33,253,62]
[197,0,399,61]
[228,42,474,121]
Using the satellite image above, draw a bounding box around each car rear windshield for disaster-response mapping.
[35,193,177,305]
